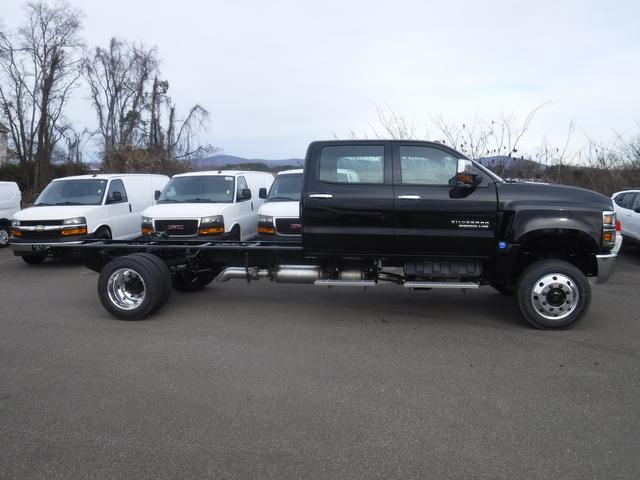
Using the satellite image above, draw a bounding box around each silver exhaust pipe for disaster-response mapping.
[216,265,321,283]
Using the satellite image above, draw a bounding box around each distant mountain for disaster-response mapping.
[476,155,545,175]
[189,155,304,171]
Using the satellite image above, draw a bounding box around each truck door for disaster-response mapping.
[392,144,498,257]
[302,142,394,254]
[105,179,135,238]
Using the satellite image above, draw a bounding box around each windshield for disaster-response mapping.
[267,174,302,202]
[158,176,235,203]
[35,179,108,206]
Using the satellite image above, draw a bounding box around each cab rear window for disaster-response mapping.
[318,145,384,184]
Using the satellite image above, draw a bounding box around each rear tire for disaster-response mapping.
[22,254,46,265]
[172,271,218,292]
[516,259,591,329]
[98,255,164,320]
[129,253,172,309]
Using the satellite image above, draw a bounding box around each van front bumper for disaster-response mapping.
[10,237,87,255]
[594,234,623,284]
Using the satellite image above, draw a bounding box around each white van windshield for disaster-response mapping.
[35,179,108,206]
[158,176,235,203]
[267,174,302,202]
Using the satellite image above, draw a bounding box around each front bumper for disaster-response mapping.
[594,233,623,284]
[10,237,86,255]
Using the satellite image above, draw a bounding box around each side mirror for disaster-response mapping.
[238,188,252,201]
[634,207,640,214]
[453,159,482,187]
[154,190,161,201]
[259,187,267,199]
[111,191,123,203]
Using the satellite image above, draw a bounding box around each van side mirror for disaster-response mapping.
[259,187,267,199]
[111,191,123,203]
[634,207,640,214]
[154,190,161,201]
[238,188,252,201]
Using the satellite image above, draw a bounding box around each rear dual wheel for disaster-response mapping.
[98,254,171,320]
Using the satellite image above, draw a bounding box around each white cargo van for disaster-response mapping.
[256,169,303,240]
[0,181,21,248]
[141,171,273,241]
[11,174,169,264]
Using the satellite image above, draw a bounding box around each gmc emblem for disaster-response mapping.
[290,223,302,231]
[166,224,185,231]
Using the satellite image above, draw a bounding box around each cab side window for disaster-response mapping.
[236,176,249,201]
[318,145,384,184]
[632,194,640,211]
[106,179,128,204]
[399,146,458,185]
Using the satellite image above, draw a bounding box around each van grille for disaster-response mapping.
[154,219,199,236]
[275,218,303,235]
[20,220,64,226]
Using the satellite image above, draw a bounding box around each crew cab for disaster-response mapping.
[11,174,168,264]
[256,169,303,239]
[0,181,21,248]
[31,140,621,329]
[140,171,273,241]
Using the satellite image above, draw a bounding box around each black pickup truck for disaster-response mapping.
[35,140,621,329]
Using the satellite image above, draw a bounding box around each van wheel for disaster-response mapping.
[22,254,46,265]
[98,255,164,320]
[95,227,111,240]
[0,225,10,248]
[230,225,241,241]
[516,259,591,329]
[172,271,218,292]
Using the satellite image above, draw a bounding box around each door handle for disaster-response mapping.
[309,193,333,199]
[129,203,132,212]
[397,195,421,200]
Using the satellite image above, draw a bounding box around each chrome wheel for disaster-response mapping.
[530,273,579,320]
[0,228,9,246]
[107,268,146,310]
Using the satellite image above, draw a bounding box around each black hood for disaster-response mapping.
[497,182,613,211]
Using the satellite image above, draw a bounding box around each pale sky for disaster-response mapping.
[2,0,639,160]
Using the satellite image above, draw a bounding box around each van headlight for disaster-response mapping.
[63,217,86,225]
[257,215,276,235]
[12,219,20,227]
[258,215,274,225]
[199,215,224,235]
[141,216,154,235]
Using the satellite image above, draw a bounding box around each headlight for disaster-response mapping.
[63,217,86,225]
[201,215,224,226]
[11,219,20,227]
[258,215,274,225]
[199,215,224,235]
[141,216,153,227]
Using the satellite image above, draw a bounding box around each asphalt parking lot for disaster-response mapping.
[1,246,639,479]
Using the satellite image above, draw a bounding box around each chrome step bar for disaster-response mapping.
[314,279,377,287]
[403,281,479,289]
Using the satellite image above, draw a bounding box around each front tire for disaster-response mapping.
[516,259,591,329]
[98,255,165,320]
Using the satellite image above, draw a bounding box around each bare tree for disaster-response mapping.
[83,37,157,170]
[0,1,83,190]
